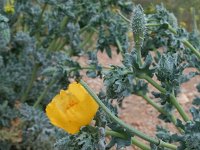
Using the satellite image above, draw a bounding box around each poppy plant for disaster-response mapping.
[46,82,99,134]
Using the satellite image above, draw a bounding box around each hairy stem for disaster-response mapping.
[117,9,131,24]
[115,38,124,54]
[131,137,151,150]
[48,16,68,52]
[35,3,48,42]
[21,64,40,102]
[80,30,94,48]
[80,80,177,149]
[136,46,143,66]
[138,74,165,93]
[106,130,151,150]
[182,39,200,59]
[140,94,183,133]
[141,94,167,114]
[138,74,190,122]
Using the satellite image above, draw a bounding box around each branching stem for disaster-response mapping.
[21,64,40,102]
[140,94,183,133]
[146,23,200,60]
[80,80,177,150]
[138,74,190,122]
[106,130,151,150]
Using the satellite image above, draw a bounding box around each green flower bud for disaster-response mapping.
[131,5,146,48]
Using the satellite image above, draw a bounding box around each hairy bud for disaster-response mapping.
[131,5,146,48]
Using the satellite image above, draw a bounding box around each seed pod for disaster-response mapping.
[0,14,10,48]
[131,5,146,48]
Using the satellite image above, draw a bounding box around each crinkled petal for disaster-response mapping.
[68,82,87,102]
[46,82,99,134]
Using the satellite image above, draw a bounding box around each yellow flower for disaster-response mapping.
[4,0,15,14]
[46,82,99,134]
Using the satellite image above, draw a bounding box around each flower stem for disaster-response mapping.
[141,94,167,115]
[136,46,143,67]
[169,94,190,121]
[116,9,131,24]
[48,16,68,52]
[36,3,47,29]
[80,30,94,48]
[115,38,124,55]
[131,137,151,150]
[106,130,151,150]
[80,80,177,149]
[182,39,200,60]
[35,3,48,41]
[21,64,40,102]
[138,74,165,93]
[138,74,190,122]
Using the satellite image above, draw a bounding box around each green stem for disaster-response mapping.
[146,23,161,27]
[33,77,57,108]
[57,38,69,51]
[80,25,89,33]
[115,38,123,53]
[56,38,66,50]
[79,80,177,149]
[35,3,48,41]
[53,38,62,51]
[136,46,143,67]
[106,130,151,150]
[48,39,57,52]
[147,23,200,60]
[182,39,200,60]
[48,16,68,52]
[170,94,190,121]
[138,74,190,122]
[80,31,94,48]
[141,94,166,115]
[131,137,151,150]
[60,16,68,31]
[117,9,131,24]
[167,24,177,34]
[37,3,48,28]
[138,74,166,93]
[141,94,183,133]
[21,64,40,102]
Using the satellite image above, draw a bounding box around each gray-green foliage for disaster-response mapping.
[103,3,200,150]
[131,4,146,48]
[154,107,200,150]
[0,14,10,48]
[54,126,106,150]
[1,1,200,150]
[19,104,65,150]
[0,103,65,150]
[0,0,134,149]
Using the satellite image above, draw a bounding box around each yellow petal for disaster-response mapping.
[46,82,99,134]
[67,82,87,102]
